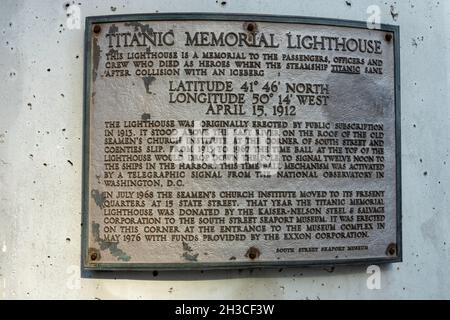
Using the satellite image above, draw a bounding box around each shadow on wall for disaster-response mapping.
[81,263,396,281]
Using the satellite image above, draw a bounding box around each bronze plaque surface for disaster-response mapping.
[83,14,401,270]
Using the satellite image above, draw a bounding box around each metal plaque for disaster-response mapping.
[82,14,401,270]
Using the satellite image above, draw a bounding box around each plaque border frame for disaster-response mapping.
[82,13,401,271]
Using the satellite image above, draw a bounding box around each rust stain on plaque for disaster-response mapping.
[182,242,199,262]
[92,222,131,262]
[92,36,101,81]
[142,75,156,94]
[90,189,105,209]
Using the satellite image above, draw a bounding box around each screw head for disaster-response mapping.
[386,243,397,256]
[385,33,393,42]
[89,248,100,262]
[93,25,101,34]
[244,22,257,33]
[246,247,260,260]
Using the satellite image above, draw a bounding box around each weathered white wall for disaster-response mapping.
[0,0,449,299]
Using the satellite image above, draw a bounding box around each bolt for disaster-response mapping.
[90,252,98,261]
[246,247,260,260]
[93,25,101,34]
[385,33,393,42]
[245,22,257,33]
[386,243,397,256]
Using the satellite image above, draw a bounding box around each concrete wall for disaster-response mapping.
[0,0,449,299]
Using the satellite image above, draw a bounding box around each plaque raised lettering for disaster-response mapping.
[82,14,401,270]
